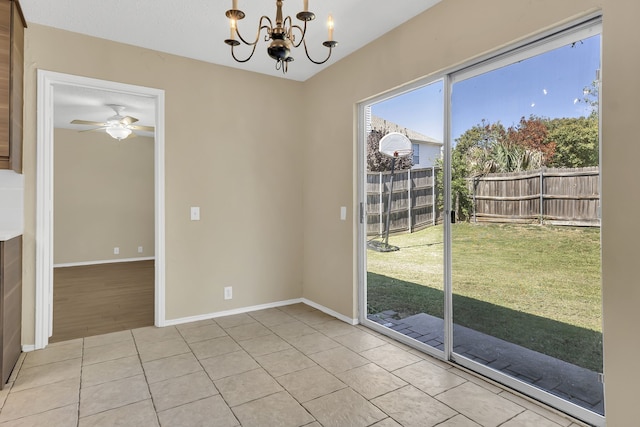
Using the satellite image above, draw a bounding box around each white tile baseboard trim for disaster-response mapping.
[163,298,359,327]
[22,345,36,352]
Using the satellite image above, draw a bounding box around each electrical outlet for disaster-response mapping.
[114,247,120,255]
[138,246,143,253]
[224,286,233,300]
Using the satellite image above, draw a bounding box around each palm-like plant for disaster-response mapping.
[468,140,544,175]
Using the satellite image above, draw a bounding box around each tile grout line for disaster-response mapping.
[220,309,322,423]
[184,318,242,426]
[130,328,162,427]
[271,308,404,424]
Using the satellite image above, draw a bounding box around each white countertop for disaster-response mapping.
[0,170,24,242]
[0,229,22,241]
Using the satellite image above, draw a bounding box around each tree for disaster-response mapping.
[580,79,599,118]
[446,118,552,220]
[439,121,506,221]
[367,128,413,172]
[506,116,556,165]
[547,116,598,168]
[459,117,554,175]
[456,120,506,176]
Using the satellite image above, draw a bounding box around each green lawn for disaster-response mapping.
[366,222,603,371]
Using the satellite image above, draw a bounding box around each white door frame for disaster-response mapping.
[35,70,166,349]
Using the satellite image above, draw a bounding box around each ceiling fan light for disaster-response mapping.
[106,126,132,140]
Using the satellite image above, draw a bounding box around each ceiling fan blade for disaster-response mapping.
[79,127,108,133]
[71,119,107,126]
[121,116,139,125]
[128,125,155,132]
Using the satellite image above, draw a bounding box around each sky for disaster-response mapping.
[371,34,600,144]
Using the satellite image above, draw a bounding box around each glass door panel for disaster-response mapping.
[364,81,446,354]
[450,30,603,416]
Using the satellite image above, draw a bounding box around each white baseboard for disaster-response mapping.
[21,298,358,350]
[163,298,359,327]
[302,298,359,325]
[54,257,155,268]
[162,298,304,327]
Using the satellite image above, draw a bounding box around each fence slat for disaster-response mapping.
[366,167,440,236]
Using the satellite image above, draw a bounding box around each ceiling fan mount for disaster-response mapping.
[70,104,154,140]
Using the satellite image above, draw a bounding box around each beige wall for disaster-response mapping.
[53,129,154,264]
[23,24,305,332]
[302,0,640,423]
[20,0,640,422]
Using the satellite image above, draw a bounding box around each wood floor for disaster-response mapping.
[50,260,154,343]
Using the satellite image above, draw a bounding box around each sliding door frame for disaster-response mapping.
[357,13,603,427]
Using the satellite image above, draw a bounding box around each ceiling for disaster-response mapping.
[20,0,441,132]
[53,85,156,137]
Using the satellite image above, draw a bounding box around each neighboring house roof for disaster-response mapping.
[370,114,442,146]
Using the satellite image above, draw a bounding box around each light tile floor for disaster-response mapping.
[0,303,590,427]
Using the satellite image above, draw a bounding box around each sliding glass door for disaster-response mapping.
[359,18,603,426]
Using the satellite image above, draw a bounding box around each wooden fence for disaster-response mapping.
[366,166,600,236]
[366,167,440,236]
[469,166,600,226]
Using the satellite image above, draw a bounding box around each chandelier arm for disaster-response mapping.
[283,15,293,35]
[235,16,273,46]
[230,43,259,63]
[289,22,307,48]
[302,38,334,65]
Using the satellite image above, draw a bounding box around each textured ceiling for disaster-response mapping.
[21,0,441,133]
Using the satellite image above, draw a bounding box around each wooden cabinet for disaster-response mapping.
[0,0,24,173]
[0,235,21,388]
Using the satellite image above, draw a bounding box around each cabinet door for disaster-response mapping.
[1,236,21,387]
[0,1,10,169]
[9,0,23,173]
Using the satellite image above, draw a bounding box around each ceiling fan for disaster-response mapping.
[70,104,154,140]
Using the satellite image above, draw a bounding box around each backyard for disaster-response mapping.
[366,222,603,372]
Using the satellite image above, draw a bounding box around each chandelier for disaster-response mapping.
[224,0,338,74]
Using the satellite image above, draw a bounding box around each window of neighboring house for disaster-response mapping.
[412,143,419,165]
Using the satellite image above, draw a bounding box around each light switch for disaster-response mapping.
[190,206,200,221]
[340,206,347,221]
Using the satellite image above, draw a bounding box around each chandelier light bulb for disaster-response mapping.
[230,18,236,40]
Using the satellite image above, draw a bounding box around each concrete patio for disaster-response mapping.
[368,310,604,415]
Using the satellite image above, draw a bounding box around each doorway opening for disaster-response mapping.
[36,71,166,348]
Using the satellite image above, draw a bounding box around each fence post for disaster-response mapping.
[408,169,413,232]
[472,178,477,223]
[431,167,436,226]
[540,167,544,225]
